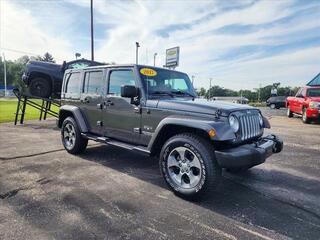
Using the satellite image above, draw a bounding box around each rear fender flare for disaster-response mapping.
[58,105,88,132]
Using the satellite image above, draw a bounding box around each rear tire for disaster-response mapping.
[287,106,293,118]
[159,133,221,200]
[302,108,310,124]
[61,117,88,154]
[30,77,52,98]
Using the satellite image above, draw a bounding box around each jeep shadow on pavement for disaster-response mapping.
[57,64,283,199]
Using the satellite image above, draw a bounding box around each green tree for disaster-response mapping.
[197,87,206,97]
[38,52,55,63]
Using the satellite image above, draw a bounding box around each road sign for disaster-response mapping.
[165,46,180,68]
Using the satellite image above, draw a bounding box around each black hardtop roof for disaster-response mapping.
[65,64,187,75]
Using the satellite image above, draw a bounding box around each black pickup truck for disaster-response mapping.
[22,59,103,98]
[57,64,283,199]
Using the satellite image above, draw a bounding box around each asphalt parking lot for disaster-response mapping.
[0,107,319,240]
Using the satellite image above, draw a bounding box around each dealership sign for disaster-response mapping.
[166,46,180,68]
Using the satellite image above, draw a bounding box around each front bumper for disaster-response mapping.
[306,108,320,119]
[215,135,283,169]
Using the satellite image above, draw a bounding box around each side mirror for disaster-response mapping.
[121,85,138,98]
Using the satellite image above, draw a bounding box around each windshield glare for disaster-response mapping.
[139,67,196,97]
[307,88,320,97]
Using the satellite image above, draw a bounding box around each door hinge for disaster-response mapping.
[134,106,141,114]
[133,127,141,133]
[97,121,103,127]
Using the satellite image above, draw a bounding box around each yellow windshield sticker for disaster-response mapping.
[140,68,157,77]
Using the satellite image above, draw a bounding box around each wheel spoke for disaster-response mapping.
[175,147,186,161]
[172,171,183,185]
[189,158,201,170]
[186,171,201,188]
[167,155,180,168]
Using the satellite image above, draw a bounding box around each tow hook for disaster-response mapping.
[268,135,283,153]
[263,135,283,153]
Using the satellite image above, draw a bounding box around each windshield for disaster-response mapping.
[138,67,196,98]
[307,88,320,97]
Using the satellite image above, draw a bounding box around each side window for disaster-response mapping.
[63,73,71,92]
[295,88,303,97]
[108,70,135,95]
[65,72,81,96]
[83,71,103,95]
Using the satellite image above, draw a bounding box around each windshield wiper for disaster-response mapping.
[171,90,196,98]
[149,91,174,97]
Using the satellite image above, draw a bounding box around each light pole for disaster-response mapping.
[209,78,212,100]
[2,52,7,97]
[135,42,140,64]
[191,75,195,86]
[90,0,94,61]
[153,53,157,66]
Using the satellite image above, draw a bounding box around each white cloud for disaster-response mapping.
[0,1,73,62]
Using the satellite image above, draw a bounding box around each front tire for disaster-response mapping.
[270,103,276,109]
[287,106,293,118]
[302,108,310,124]
[160,133,221,199]
[61,117,88,154]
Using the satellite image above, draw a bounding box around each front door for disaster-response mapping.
[79,70,105,134]
[103,68,141,143]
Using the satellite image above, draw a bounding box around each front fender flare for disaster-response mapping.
[147,116,235,150]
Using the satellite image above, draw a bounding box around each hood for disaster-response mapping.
[155,98,256,116]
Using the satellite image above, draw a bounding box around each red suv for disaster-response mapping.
[286,86,320,123]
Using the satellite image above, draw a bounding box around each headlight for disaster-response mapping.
[229,115,239,132]
[258,113,264,127]
[309,101,319,109]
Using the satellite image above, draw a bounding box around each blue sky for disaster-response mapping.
[1,0,320,90]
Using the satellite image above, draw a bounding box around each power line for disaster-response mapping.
[0,47,65,61]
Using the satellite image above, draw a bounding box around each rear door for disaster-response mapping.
[102,68,142,143]
[79,70,105,134]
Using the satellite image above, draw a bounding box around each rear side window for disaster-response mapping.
[65,72,81,94]
[83,71,103,95]
[108,70,135,95]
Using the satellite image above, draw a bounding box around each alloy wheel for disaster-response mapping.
[166,146,202,189]
[63,123,76,149]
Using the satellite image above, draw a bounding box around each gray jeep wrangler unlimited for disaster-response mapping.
[57,64,283,198]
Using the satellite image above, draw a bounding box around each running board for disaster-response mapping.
[81,133,150,155]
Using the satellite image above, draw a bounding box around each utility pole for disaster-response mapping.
[153,53,157,66]
[209,78,212,101]
[90,0,94,61]
[135,42,140,64]
[2,52,7,97]
[258,83,261,102]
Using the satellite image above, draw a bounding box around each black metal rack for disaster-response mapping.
[13,89,61,125]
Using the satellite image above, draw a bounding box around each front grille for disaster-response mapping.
[238,113,263,141]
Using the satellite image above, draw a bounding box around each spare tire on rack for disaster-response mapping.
[29,77,52,98]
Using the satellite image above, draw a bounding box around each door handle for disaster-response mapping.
[83,97,90,103]
[105,99,114,106]
[97,103,103,109]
